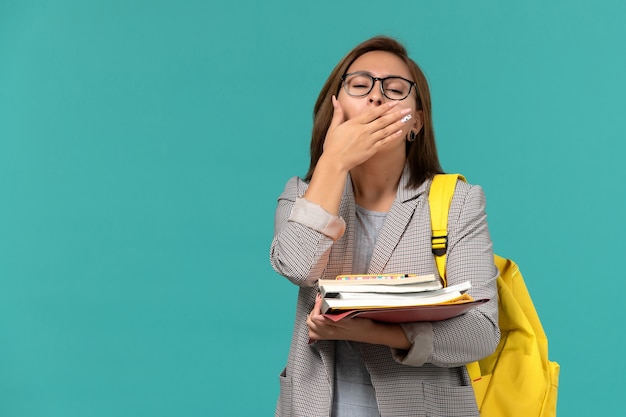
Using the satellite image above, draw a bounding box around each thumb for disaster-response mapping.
[328,95,345,130]
[313,293,323,315]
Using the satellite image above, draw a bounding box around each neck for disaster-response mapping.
[350,154,406,212]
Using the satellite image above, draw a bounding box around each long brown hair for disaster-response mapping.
[304,36,443,188]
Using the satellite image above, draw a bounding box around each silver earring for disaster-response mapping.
[407,131,416,142]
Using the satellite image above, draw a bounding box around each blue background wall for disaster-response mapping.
[1,0,624,415]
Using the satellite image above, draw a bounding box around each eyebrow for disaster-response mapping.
[348,70,411,79]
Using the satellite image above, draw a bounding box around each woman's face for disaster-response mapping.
[337,50,421,134]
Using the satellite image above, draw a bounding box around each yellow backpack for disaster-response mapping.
[429,174,560,417]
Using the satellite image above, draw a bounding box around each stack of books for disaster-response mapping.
[319,273,488,323]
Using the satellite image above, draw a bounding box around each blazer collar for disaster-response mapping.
[333,165,432,275]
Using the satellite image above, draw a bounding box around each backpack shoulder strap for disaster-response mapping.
[428,173,466,287]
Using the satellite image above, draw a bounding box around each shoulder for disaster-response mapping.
[448,178,488,225]
[426,175,487,210]
[278,176,310,201]
[453,179,487,207]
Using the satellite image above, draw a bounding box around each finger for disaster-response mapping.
[374,107,412,127]
[368,108,413,138]
[313,293,323,315]
[378,123,409,145]
[365,116,410,148]
[372,126,406,149]
[328,95,346,130]
[356,101,400,124]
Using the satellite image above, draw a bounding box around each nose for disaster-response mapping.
[367,79,384,106]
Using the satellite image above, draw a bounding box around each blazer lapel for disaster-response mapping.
[368,170,430,273]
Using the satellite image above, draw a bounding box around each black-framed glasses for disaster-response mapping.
[341,71,416,101]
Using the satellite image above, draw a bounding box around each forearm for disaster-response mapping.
[304,154,349,215]
[314,318,412,350]
[358,321,412,350]
[270,177,346,286]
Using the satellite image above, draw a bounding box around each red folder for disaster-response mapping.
[323,299,489,323]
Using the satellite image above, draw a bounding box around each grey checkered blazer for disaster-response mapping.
[270,168,499,417]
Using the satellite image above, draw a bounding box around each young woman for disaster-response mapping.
[270,36,499,417]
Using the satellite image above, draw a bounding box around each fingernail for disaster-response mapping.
[401,114,413,123]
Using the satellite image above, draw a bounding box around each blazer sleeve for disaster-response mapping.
[393,182,500,367]
[269,176,344,287]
